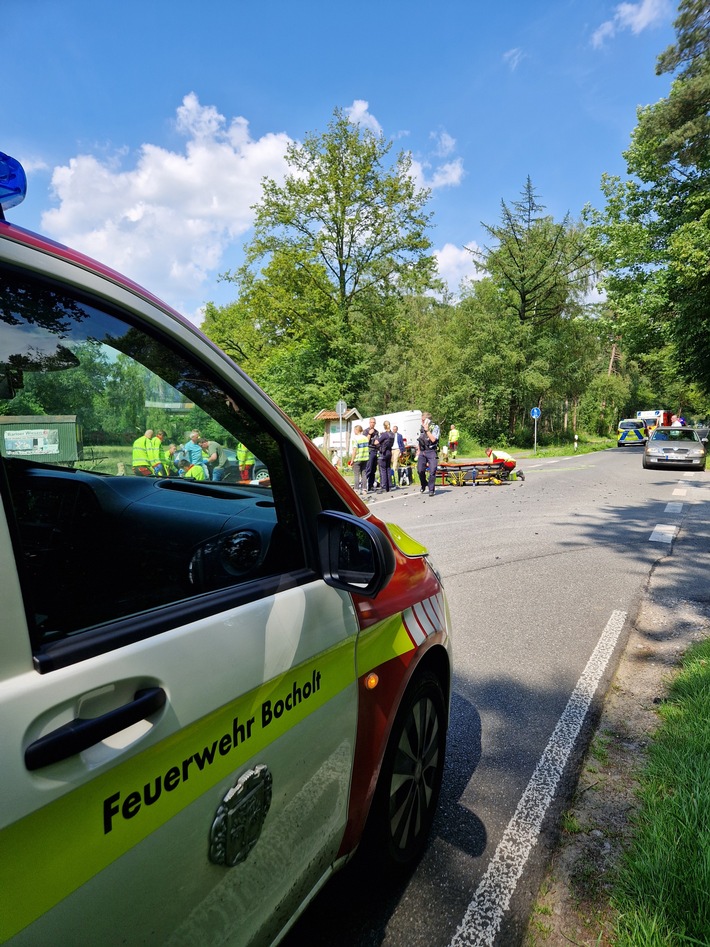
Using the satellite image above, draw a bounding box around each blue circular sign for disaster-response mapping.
[530,407,541,419]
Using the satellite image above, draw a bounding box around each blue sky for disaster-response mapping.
[6,0,677,323]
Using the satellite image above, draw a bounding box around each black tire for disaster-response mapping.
[365,671,446,872]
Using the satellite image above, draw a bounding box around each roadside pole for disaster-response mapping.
[531,407,541,454]
[335,399,347,465]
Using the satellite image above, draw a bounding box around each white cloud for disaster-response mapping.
[430,130,456,157]
[411,156,465,191]
[41,93,292,318]
[592,0,672,48]
[435,242,481,297]
[503,48,525,71]
[345,99,383,135]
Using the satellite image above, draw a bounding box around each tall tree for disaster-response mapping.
[585,0,710,392]
[208,108,440,418]
[471,178,595,325]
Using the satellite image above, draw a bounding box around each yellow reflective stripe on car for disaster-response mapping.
[356,612,417,675]
[0,640,356,941]
[0,608,426,942]
[385,522,428,557]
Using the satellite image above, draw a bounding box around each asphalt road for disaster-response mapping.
[282,446,707,947]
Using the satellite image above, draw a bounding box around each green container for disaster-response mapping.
[0,415,82,463]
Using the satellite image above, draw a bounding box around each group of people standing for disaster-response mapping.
[349,413,442,496]
[350,418,405,495]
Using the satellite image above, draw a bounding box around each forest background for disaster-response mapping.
[195,0,710,451]
[3,1,708,458]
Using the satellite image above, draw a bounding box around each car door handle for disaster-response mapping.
[24,686,167,771]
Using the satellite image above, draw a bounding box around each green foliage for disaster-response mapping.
[613,638,710,946]
[474,177,596,325]
[585,0,710,395]
[205,108,439,422]
[197,98,701,445]
[579,374,632,437]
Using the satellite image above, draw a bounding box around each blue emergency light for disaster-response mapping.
[0,152,27,218]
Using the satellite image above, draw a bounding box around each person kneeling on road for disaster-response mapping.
[485,447,525,481]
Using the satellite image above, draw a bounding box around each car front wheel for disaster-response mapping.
[366,670,446,872]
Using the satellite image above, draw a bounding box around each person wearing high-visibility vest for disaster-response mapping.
[236,442,256,481]
[448,425,460,459]
[161,442,179,477]
[132,429,155,476]
[183,430,209,479]
[178,459,206,481]
[150,430,169,477]
[349,424,369,494]
[485,447,525,480]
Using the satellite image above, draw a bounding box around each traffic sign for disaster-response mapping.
[335,400,347,416]
[530,407,541,419]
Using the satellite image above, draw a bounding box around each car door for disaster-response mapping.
[0,263,360,946]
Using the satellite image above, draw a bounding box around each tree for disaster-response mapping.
[471,178,595,325]
[585,0,710,392]
[207,108,439,416]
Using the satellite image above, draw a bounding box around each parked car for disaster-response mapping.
[0,151,452,946]
[642,426,707,470]
[616,418,648,446]
[221,446,269,482]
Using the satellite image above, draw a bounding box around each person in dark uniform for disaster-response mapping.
[416,412,440,496]
[364,417,379,493]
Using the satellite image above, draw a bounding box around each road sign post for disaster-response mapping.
[530,407,541,454]
[335,400,347,463]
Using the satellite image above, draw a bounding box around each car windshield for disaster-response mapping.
[651,428,699,442]
[619,421,644,429]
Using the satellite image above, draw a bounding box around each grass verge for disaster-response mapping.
[612,638,710,945]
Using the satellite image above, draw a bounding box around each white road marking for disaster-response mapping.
[448,610,627,947]
[672,488,687,496]
[649,524,678,544]
[664,502,683,514]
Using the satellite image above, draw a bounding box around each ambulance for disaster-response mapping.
[0,152,452,945]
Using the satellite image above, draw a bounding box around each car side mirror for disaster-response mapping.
[317,510,395,598]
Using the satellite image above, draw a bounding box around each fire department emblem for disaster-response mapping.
[208,764,273,867]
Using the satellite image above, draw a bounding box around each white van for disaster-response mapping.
[373,410,422,449]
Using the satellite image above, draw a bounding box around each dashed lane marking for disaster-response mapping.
[448,610,627,947]
[664,502,683,514]
[650,524,678,544]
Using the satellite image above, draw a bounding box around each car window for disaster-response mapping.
[0,269,305,663]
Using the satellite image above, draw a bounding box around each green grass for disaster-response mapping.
[458,437,615,461]
[74,444,133,473]
[611,639,710,946]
